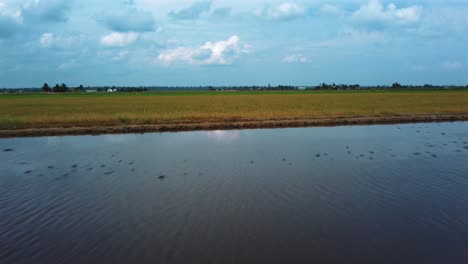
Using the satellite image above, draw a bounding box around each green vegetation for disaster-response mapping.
[1,90,468,130]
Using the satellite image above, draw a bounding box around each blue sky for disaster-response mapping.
[0,0,467,87]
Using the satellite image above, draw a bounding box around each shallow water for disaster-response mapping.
[1,122,468,264]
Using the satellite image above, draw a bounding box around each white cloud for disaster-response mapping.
[57,59,77,70]
[320,4,341,15]
[39,32,54,47]
[39,32,81,48]
[100,32,138,47]
[441,61,463,70]
[112,50,129,61]
[314,28,388,48]
[157,35,249,65]
[0,1,23,21]
[255,2,306,20]
[352,0,422,26]
[282,54,309,63]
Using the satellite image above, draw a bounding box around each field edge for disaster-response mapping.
[1,114,468,138]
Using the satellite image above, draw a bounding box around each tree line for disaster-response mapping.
[34,82,468,93]
[42,83,85,93]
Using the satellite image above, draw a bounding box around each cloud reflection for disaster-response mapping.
[205,130,240,143]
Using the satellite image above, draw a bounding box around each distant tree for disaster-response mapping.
[52,84,60,92]
[52,83,69,93]
[75,85,85,92]
[60,83,68,92]
[392,82,402,89]
[42,83,50,93]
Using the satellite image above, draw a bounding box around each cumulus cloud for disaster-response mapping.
[99,8,155,32]
[169,1,212,20]
[100,32,138,47]
[39,32,54,47]
[352,0,422,27]
[157,35,249,65]
[0,0,71,38]
[255,2,306,21]
[282,54,309,63]
[441,61,463,70]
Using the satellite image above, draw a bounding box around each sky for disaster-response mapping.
[0,0,467,88]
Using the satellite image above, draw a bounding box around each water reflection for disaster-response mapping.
[1,122,468,264]
[204,130,241,143]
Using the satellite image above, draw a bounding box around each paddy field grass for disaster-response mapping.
[1,90,468,137]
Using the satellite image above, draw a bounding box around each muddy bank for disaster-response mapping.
[1,114,468,138]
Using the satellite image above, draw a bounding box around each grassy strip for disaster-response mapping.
[1,90,468,130]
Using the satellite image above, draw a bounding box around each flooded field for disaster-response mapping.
[1,122,468,263]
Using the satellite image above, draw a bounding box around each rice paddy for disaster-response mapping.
[1,90,468,130]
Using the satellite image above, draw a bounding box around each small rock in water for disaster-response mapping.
[413,152,421,156]
[72,164,78,168]
[24,170,32,174]
[463,146,468,150]
[288,162,292,166]
[441,133,446,135]
[315,154,321,158]
[118,160,123,163]
[282,158,286,162]
[250,160,255,164]
[87,168,93,171]
[158,175,166,180]
[48,166,55,169]
[101,165,106,168]
[104,171,114,175]
[128,161,134,165]
[3,148,13,152]
[369,151,375,154]
[431,154,438,158]
[183,172,188,176]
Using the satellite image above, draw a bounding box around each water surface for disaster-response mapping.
[1,122,468,263]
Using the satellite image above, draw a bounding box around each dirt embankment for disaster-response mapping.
[1,114,468,138]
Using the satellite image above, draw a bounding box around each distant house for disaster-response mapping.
[107,89,117,93]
